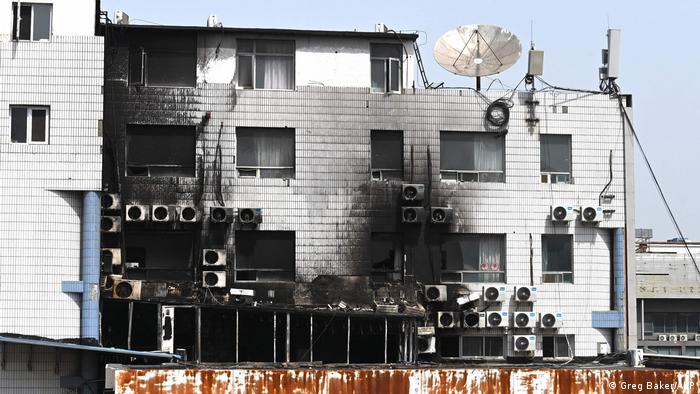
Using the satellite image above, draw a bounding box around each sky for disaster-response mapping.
[101,0,700,240]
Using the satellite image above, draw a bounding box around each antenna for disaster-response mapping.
[433,24,522,91]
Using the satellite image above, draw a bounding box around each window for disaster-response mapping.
[371,43,402,93]
[10,106,49,143]
[440,234,505,283]
[237,39,295,90]
[126,124,196,177]
[541,134,572,183]
[645,312,700,334]
[370,233,403,283]
[461,336,504,357]
[236,127,295,178]
[440,131,505,182]
[370,130,403,180]
[12,2,51,41]
[646,346,681,356]
[542,335,574,358]
[235,231,295,282]
[124,231,194,281]
[129,32,196,87]
[542,234,573,283]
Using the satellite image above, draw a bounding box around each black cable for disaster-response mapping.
[536,76,605,95]
[616,96,700,279]
[599,150,613,206]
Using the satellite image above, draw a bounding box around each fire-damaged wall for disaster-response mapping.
[101,25,629,362]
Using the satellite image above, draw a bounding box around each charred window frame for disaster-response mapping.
[542,335,574,358]
[370,233,403,283]
[235,231,295,282]
[129,32,196,87]
[440,131,505,183]
[370,130,403,181]
[10,105,49,144]
[12,2,51,41]
[542,234,573,283]
[236,127,295,179]
[237,39,295,90]
[459,336,505,358]
[124,231,194,281]
[370,43,403,93]
[440,234,506,283]
[125,124,196,177]
[540,134,572,184]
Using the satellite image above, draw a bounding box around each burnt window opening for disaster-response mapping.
[349,317,401,363]
[237,39,295,90]
[101,300,130,349]
[236,127,295,179]
[200,308,237,362]
[461,336,505,357]
[126,124,195,177]
[173,307,196,362]
[290,314,311,362]
[439,335,460,358]
[370,43,402,93]
[370,130,403,181]
[541,134,572,184]
[130,303,158,351]
[542,335,574,358]
[10,106,49,143]
[124,231,194,281]
[440,234,505,283]
[235,231,295,282]
[237,310,274,362]
[12,2,51,41]
[542,234,573,283]
[312,315,348,363]
[440,131,505,183]
[129,31,196,87]
[370,233,403,283]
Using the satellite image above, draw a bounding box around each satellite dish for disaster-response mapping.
[434,24,522,83]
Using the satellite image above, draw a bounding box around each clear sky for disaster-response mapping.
[101,0,700,240]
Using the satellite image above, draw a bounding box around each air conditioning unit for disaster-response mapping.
[401,184,425,203]
[483,286,507,302]
[151,205,175,222]
[209,207,234,223]
[103,274,121,291]
[101,193,121,210]
[237,208,262,225]
[540,312,564,329]
[480,311,509,328]
[437,312,458,328]
[125,205,149,222]
[669,334,679,342]
[658,334,668,341]
[514,335,536,353]
[581,205,604,223]
[417,336,436,354]
[112,279,141,300]
[514,286,538,302]
[462,311,480,328]
[203,249,226,266]
[401,207,425,224]
[101,248,122,269]
[513,312,538,328]
[679,334,689,342]
[101,216,122,232]
[203,271,226,288]
[424,285,447,302]
[695,334,700,342]
[551,204,574,222]
[115,10,129,25]
[179,206,198,223]
[430,207,454,224]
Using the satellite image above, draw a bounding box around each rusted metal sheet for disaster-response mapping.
[114,367,700,393]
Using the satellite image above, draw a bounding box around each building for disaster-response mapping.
[99,16,637,373]
[0,0,104,391]
[636,231,700,356]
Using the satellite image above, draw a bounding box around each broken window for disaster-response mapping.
[235,231,295,282]
[440,131,505,182]
[541,134,572,183]
[312,314,348,363]
[10,106,49,143]
[12,2,51,41]
[125,124,195,177]
[371,130,403,180]
[461,336,504,357]
[200,308,237,362]
[440,234,505,283]
[130,303,158,351]
[129,31,196,87]
[370,43,402,93]
[124,231,193,281]
[237,310,274,362]
[236,127,295,178]
[370,233,403,282]
[237,39,295,90]
[542,335,574,358]
[542,234,573,283]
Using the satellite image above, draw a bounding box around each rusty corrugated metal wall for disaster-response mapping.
[115,367,700,393]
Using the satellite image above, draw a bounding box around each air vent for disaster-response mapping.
[417,336,436,354]
[238,208,262,225]
[203,271,226,288]
[462,311,480,328]
[100,216,122,233]
[125,205,149,222]
[101,193,121,210]
[401,207,425,224]
[401,184,425,203]
[424,285,447,302]
[430,207,454,224]
[112,279,141,300]
[179,206,198,222]
[152,205,174,222]
[203,249,226,266]
[437,312,458,328]
[209,207,234,223]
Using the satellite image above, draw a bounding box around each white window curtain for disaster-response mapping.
[256,56,294,90]
[479,236,502,272]
[475,136,504,172]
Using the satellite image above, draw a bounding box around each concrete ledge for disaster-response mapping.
[61,280,84,293]
[592,310,624,328]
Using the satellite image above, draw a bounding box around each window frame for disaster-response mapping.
[457,335,505,359]
[439,131,506,183]
[12,2,52,42]
[370,130,403,181]
[439,234,506,284]
[10,105,50,144]
[370,43,403,94]
[235,127,296,179]
[236,39,296,90]
[542,335,574,359]
[540,134,572,184]
[541,234,574,283]
[370,232,404,283]
[124,124,196,177]
[234,231,295,283]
